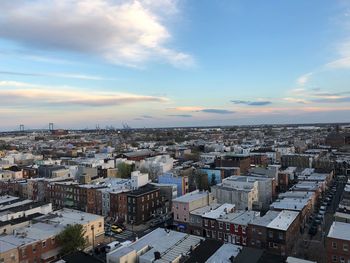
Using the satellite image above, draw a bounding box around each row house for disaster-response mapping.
[270,197,312,229]
[216,210,258,246]
[109,190,129,223]
[173,190,215,232]
[126,184,162,225]
[49,182,88,211]
[248,210,300,256]
[188,203,231,236]
[326,222,350,263]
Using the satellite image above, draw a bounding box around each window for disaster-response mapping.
[242,226,246,234]
[273,243,278,248]
[279,232,283,240]
[42,241,46,248]
[21,248,26,258]
[269,242,273,248]
[343,243,349,251]
[340,257,345,263]
[252,227,256,232]
[268,231,273,238]
[204,219,208,226]
[226,223,230,231]
[219,222,223,229]
[142,197,144,202]
[332,242,337,249]
[212,231,216,238]
[32,244,36,253]
[51,238,55,245]
[206,230,211,238]
[332,255,337,262]
[99,222,102,228]
[211,220,215,228]
[184,206,186,210]
[176,214,179,220]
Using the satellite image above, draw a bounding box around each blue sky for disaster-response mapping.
[0,0,349,130]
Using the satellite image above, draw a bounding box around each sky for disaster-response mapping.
[0,0,350,130]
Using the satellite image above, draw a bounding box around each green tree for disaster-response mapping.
[57,224,87,255]
[117,163,133,178]
[195,171,209,191]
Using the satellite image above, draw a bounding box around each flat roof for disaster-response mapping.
[286,256,317,263]
[173,190,209,203]
[250,211,280,227]
[108,228,204,263]
[267,210,299,231]
[327,221,350,241]
[0,195,20,205]
[219,211,259,225]
[270,198,309,211]
[205,243,242,263]
[202,204,235,219]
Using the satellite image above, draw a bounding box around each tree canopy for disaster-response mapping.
[57,224,87,255]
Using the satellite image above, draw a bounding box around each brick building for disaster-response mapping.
[126,184,162,225]
[326,222,350,263]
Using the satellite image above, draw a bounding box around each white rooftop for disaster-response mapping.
[0,195,19,205]
[107,228,204,263]
[270,198,309,211]
[327,221,350,241]
[267,210,299,231]
[202,204,236,219]
[173,190,209,203]
[250,211,280,227]
[205,243,242,263]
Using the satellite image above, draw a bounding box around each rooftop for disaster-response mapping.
[202,203,236,219]
[250,211,280,227]
[108,228,204,263]
[173,190,210,203]
[327,221,350,241]
[267,210,299,231]
[205,243,242,263]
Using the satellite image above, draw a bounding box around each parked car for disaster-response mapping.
[308,225,317,236]
[111,225,123,234]
[105,241,120,253]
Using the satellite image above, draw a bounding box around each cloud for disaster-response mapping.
[312,96,350,103]
[283,97,309,104]
[231,100,272,106]
[0,81,168,108]
[0,70,109,80]
[141,115,154,119]
[296,72,313,86]
[172,106,203,111]
[198,109,235,114]
[0,0,193,68]
[168,114,192,118]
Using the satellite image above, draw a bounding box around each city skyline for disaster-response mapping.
[0,0,350,130]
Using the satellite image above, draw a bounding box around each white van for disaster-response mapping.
[105,241,120,253]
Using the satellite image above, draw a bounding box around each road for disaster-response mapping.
[291,177,346,262]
